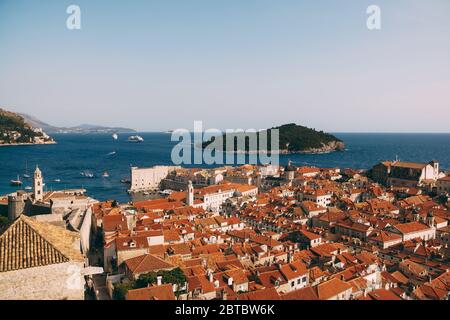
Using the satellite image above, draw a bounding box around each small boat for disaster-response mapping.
[81,172,94,178]
[81,171,94,178]
[112,133,118,140]
[107,151,116,156]
[54,179,61,183]
[23,161,31,179]
[102,172,110,178]
[10,175,22,186]
[120,178,131,184]
[128,135,144,143]
[24,186,32,191]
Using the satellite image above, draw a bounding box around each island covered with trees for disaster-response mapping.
[203,123,345,154]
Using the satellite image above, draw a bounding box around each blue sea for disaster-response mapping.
[0,133,449,203]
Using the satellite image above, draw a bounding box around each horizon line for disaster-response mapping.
[130,130,450,134]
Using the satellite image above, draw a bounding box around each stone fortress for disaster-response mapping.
[0,166,102,300]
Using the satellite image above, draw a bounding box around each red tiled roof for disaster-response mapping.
[367,289,402,300]
[126,284,176,300]
[394,222,431,234]
[316,278,352,300]
[238,287,281,300]
[281,286,318,300]
[124,254,175,274]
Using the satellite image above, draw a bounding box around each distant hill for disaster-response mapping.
[19,113,60,133]
[203,123,345,154]
[0,108,55,145]
[19,113,136,134]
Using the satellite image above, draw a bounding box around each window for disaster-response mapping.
[291,281,295,287]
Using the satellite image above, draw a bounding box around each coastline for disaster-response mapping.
[201,144,345,155]
[201,139,345,155]
[0,132,448,203]
[203,149,344,155]
[0,141,57,147]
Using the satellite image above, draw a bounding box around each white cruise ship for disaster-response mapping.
[127,135,144,142]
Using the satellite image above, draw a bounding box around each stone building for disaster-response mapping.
[130,165,180,192]
[0,215,86,300]
[436,176,450,194]
[371,160,440,187]
[7,191,26,221]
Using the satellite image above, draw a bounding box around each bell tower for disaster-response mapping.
[426,211,435,227]
[186,180,194,206]
[429,160,439,179]
[33,166,43,202]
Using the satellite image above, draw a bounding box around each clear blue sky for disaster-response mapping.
[0,0,449,132]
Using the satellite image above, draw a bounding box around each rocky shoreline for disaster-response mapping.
[0,141,57,147]
[203,141,345,154]
[290,140,346,154]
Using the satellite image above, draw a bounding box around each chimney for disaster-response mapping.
[221,288,227,300]
[157,276,162,286]
[208,270,214,283]
[287,251,292,263]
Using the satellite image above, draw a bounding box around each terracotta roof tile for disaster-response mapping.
[124,254,175,274]
[0,216,83,272]
[126,284,176,300]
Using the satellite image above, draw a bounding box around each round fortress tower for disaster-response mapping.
[8,191,26,221]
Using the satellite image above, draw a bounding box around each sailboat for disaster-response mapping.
[112,133,118,141]
[23,161,31,179]
[10,175,23,186]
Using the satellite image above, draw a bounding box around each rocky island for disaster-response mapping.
[0,108,55,146]
[276,123,345,154]
[203,123,345,154]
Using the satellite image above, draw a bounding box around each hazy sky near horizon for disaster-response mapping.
[0,0,449,132]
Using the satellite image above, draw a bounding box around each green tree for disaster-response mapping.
[161,268,186,286]
[113,268,187,300]
[113,282,133,300]
[134,273,157,289]
[134,268,187,289]
[438,194,448,205]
